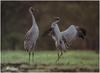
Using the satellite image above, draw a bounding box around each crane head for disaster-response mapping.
[42,17,60,37]
[29,7,33,12]
[29,7,39,13]
[53,17,60,21]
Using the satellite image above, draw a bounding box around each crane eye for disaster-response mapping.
[53,17,60,21]
[56,17,60,20]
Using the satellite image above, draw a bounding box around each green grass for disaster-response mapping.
[1,50,99,65]
[1,50,99,72]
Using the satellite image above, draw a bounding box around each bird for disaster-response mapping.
[61,25,86,48]
[43,17,66,62]
[24,7,39,63]
[43,17,87,62]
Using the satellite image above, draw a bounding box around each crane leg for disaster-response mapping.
[29,52,31,64]
[56,51,60,63]
[56,50,63,63]
[59,51,63,61]
[32,51,34,62]
[31,43,35,63]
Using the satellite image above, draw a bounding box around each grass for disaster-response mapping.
[1,50,99,65]
[1,50,99,72]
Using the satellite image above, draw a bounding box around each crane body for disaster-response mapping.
[24,7,39,63]
[47,17,86,62]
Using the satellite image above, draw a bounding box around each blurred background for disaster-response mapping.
[1,1,99,51]
[1,1,99,72]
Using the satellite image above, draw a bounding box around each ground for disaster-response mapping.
[1,50,99,72]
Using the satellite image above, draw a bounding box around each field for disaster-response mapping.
[1,50,99,72]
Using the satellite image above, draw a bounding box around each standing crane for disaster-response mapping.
[24,7,39,63]
[44,17,86,62]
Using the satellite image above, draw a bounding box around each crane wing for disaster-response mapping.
[61,25,78,43]
[24,31,33,41]
[24,30,34,50]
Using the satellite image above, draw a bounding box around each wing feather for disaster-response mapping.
[24,30,34,50]
[61,25,78,43]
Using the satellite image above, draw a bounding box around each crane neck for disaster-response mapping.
[29,9,37,26]
[52,20,60,25]
[56,24,61,33]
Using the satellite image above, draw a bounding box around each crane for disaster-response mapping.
[44,17,86,62]
[24,7,39,63]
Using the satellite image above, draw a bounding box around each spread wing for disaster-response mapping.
[61,25,78,43]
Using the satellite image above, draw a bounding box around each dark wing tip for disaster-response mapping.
[42,28,52,37]
[79,28,86,36]
[77,27,87,40]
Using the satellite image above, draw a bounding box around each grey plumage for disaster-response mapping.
[50,18,66,62]
[24,7,39,63]
[61,25,78,48]
[47,17,86,62]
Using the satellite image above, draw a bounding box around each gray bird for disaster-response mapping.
[44,17,86,62]
[24,7,39,63]
[51,17,66,62]
[61,25,86,48]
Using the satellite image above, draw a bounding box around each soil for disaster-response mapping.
[1,63,99,72]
